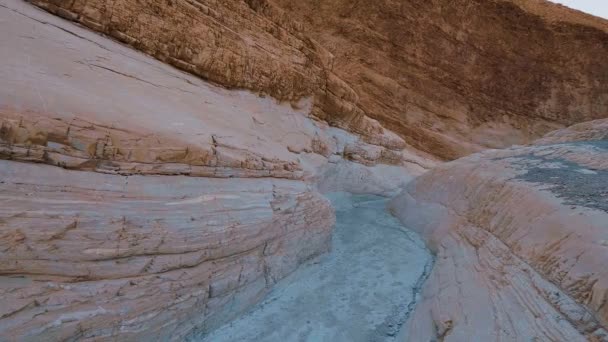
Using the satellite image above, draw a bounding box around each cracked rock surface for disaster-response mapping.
[0,161,335,341]
[2,0,608,341]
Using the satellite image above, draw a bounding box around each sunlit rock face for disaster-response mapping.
[26,0,608,160]
[390,123,608,341]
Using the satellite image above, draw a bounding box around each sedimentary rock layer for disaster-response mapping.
[390,127,608,341]
[22,0,406,154]
[0,161,334,341]
[536,118,608,145]
[275,0,608,159]
[0,2,429,340]
[26,0,608,159]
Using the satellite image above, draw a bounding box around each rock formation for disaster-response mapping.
[25,0,608,160]
[1,0,608,341]
[390,122,608,341]
[0,1,427,340]
[22,0,409,157]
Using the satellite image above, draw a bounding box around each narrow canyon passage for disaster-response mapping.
[2,1,608,341]
[191,193,433,342]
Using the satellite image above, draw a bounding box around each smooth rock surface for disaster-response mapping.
[0,2,428,341]
[192,193,433,342]
[21,0,412,156]
[536,118,608,145]
[2,0,607,341]
[390,130,608,341]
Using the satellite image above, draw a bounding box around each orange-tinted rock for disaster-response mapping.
[274,0,608,159]
[3,0,608,340]
[23,0,406,155]
[26,0,608,160]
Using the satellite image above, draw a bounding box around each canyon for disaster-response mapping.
[1,0,607,341]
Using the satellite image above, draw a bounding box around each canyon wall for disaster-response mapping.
[0,1,428,340]
[275,0,608,159]
[23,0,409,155]
[390,122,608,341]
[2,0,608,340]
[25,0,608,160]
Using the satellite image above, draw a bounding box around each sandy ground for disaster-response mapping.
[189,193,433,342]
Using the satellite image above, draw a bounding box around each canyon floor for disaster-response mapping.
[191,193,432,342]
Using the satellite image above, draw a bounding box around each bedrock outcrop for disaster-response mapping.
[390,123,608,341]
[22,0,408,155]
[26,0,608,160]
[0,1,432,340]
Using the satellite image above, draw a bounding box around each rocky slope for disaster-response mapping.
[390,122,608,341]
[0,1,429,340]
[26,0,608,160]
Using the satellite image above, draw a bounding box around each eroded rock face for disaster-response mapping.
[22,0,407,156]
[197,193,433,342]
[390,126,608,341]
[25,0,608,160]
[2,0,608,340]
[0,162,334,341]
[0,1,431,340]
[275,0,608,159]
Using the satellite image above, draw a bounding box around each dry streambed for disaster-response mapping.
[191,193,433,342]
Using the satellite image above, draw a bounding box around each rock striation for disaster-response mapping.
[0,1,429,340]
[23,0,408,156]
[390,123,608,341]
[536,118,608,145]
[2,0,608,340]
[275,0,608,159]
[0,161,334,341]
[196,193,433,342]
[26,0,608,160]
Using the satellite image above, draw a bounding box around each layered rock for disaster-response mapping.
[25,0,608,160]
[536,118,608,145]
[3,0,608,340]
[0,162,334,341]
[22,0,406,155]
[0,1,431,340]
[390,125,608,340]
[275,0,608,159]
